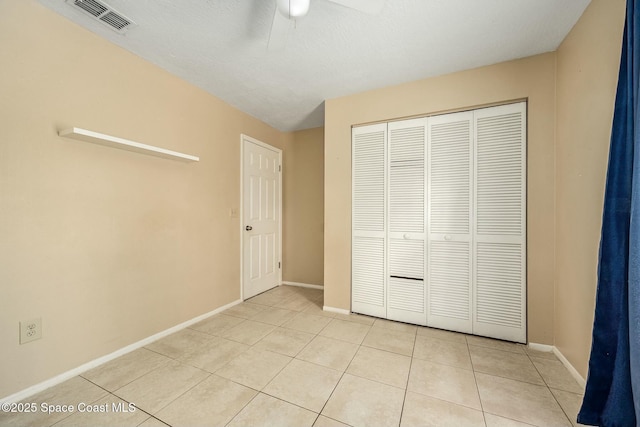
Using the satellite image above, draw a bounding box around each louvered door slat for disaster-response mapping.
[352,236,385,308]
[389,122,425,233]
[388,278,425,315]
[352,124,387,318]
[473,103,526,343]
[429,118,471,235]
[353,129,385,233]
[389,239,424,279]
[388,236,425,321]
[476,110,523,236]
[427,240,472,332]
[427,112,473,334]
[387,119,426,325]
[389,237,425,322]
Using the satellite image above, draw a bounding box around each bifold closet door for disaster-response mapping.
[427,111,474,334]
[387,118,427,325]
[473,103,527,343]
[351,124,387,318]
[351,103,527,343]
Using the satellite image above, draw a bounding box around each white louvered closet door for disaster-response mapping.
[387,118,427,325]
[473,103,527,343]
[352,124,387,318]
[427,111,474,334]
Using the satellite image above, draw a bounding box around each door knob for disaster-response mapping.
[245,225,252,231]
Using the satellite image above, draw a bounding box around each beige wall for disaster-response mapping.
[555,0,626,377]
[0,1,292,398]
[283,128,325,285]
[325,54,557,344]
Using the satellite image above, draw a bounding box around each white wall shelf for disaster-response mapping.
[58,127,199,162]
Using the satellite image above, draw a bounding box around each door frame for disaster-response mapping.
[239,134,283,301]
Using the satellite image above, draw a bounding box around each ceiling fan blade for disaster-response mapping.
[268,6,293,51]
[326,0,385,15]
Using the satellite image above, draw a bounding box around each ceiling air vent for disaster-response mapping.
[66,0,136,34]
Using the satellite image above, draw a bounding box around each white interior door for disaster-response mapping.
[387,118,427,325]
[351,124,387,318]
[242,135,281,299]
[472,102,527,343]
[427,111,474,334]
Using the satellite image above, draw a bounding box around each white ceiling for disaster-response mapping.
[37,0,591,132]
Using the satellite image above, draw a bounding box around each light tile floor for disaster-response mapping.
[0,285,585,427]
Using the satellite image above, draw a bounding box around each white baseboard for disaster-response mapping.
[281,281,324,290]
[323,306,351,315]
[527,343,585,389]
[528,342,554,352]
[553,346,586,389]
[0,298,242,404]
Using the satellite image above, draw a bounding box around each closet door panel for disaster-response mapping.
[388,277,425,323]
[352,124,387,317]
[429,240,472,329]
[427,112,473,333]
[473,103,527,343]
[353,236,386,314]
[475,241,524,335]
[387,119,427,324]
[388,121,426,234]
[429,116,472,236]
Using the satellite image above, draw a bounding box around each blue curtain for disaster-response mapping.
[578,0,640,425]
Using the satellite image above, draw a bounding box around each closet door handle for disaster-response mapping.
[444,235,452,241]
[403,234,410,240]
[245,225,253,231]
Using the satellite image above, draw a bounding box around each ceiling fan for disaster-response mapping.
[268,0,385,50]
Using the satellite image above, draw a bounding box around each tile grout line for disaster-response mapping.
[224,288,324,426]
[140,414,171,427]
[38,379,115,427]
[222,388,262,427]
[472,341,575,426]
[147,371,212,419]
[104,389,158,426]
[525,350,576,426]
[81,348,213,426]
[163,294,303,425]
[232,291,348,424]
[398,330,418,427]
[313,321,370,426]
[80,354,172,396]
[467,341,568,425]
[466,335,489,426]
[467,344,559,387]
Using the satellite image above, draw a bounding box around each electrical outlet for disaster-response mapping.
[20,318,42,344]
